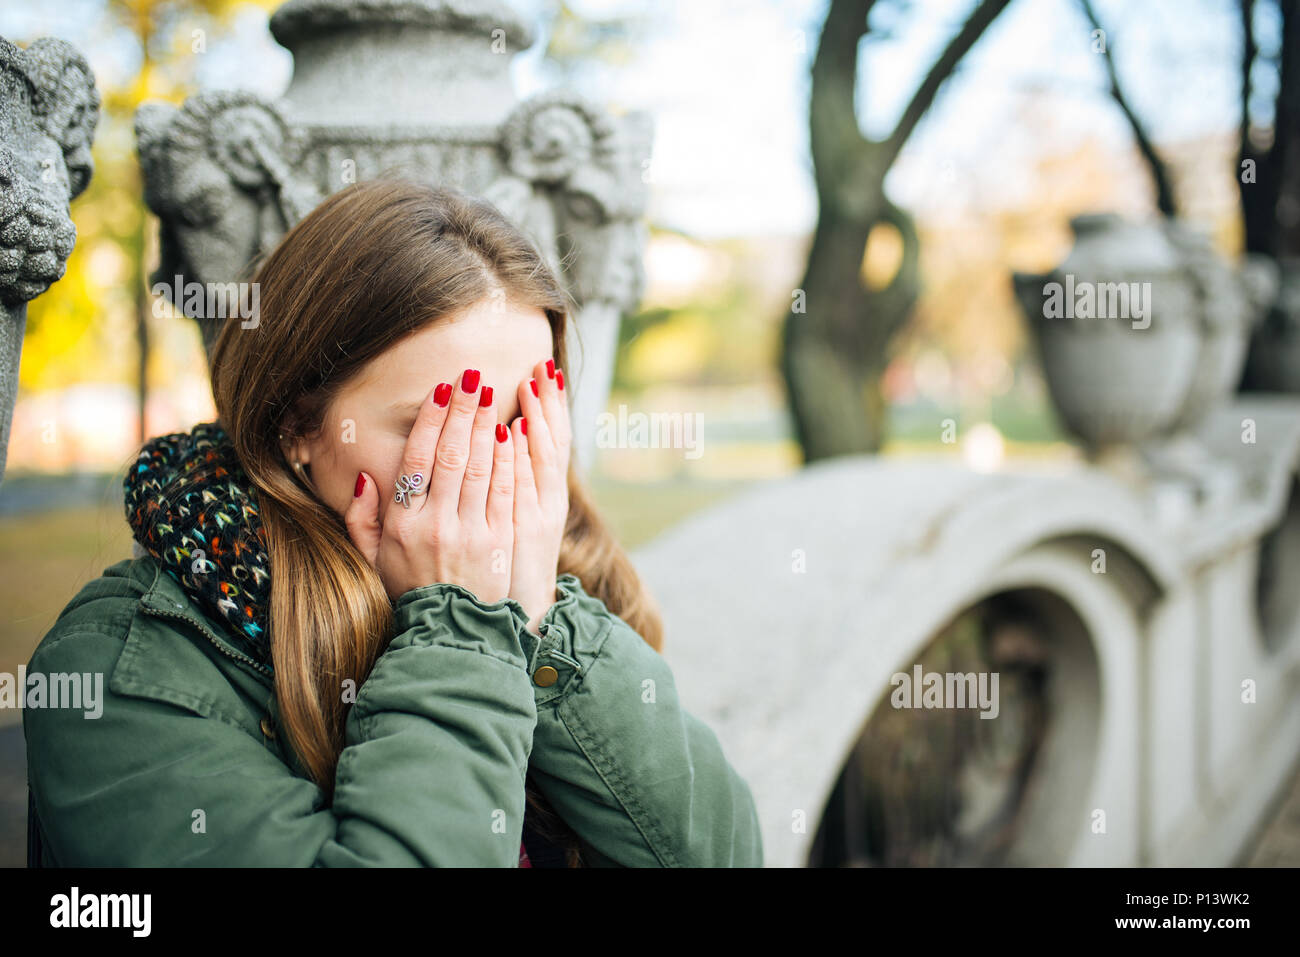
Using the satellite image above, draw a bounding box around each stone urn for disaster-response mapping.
[1012,213,1274,451]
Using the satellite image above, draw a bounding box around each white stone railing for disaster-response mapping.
[634,397,1300,866]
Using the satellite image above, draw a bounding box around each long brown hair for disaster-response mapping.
[208,176,662,867]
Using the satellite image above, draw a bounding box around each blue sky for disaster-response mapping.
[2,0,1254,237]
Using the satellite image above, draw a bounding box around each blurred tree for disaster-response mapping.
[1237,0,1300,390]
[1238,0,1300,261]
[118,0,269,443]
[781,0,1012,461]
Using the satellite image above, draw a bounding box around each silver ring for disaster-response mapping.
[394,471,425,508]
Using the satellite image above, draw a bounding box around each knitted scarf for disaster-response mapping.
[123,420,538,867]
[124,421,272,665]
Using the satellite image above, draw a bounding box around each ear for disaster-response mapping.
[280,433,312,468]
[277,401,316,467]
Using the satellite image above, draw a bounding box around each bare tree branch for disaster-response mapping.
[879,0,1014,172]
[1079,0,1177,216]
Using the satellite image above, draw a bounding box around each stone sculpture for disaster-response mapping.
[0,35,99,484]
[136,0,653,470]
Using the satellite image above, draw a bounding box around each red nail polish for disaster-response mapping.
[521,417,528,436]
[556,369,564,391]
[530,378,538,397]
[354,473,366,497]
[462,369,480,392]
[546,358,556,379]
[496,423,508,443]
[433,383,453,407]
[479,385,494,407]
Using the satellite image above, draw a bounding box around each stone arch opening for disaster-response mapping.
[807,585,1102,866]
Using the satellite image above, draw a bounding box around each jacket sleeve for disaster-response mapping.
[521,574,763,867]
[23,583,538,866]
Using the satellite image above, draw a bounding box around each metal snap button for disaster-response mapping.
[533,665,559,688]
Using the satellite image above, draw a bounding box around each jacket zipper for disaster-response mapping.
[140,604,274,680]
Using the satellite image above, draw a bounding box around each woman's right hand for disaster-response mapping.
[344,369,515,603]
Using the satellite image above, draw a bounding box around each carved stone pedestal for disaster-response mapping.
[137,0,653,469]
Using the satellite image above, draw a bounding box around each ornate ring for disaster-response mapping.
[394,471,426,508]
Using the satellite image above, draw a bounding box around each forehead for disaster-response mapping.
[341,298,553,407]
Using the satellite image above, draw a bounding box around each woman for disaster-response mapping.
[23,177,763,867]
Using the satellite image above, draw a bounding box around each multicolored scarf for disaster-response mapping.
[124,420,538,867]
[124,421,272,665]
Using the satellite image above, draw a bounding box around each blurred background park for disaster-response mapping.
[4,0,1300,867]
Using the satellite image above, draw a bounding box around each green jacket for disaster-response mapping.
[23,555,762,867]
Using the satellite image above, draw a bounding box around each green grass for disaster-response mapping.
[0,503,135,725]
[587,477,752,548]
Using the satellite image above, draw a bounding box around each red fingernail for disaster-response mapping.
[354,473,366,497]
[479,385,494,407]
[496,423,508,443]
[546,358,556,379]
[556,369,564,391]
[521,417,528,436]
[530,378,538,397]
[462,369,480,392]
[433,383,452,407]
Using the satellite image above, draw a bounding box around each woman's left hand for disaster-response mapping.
[509,357,571,633]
